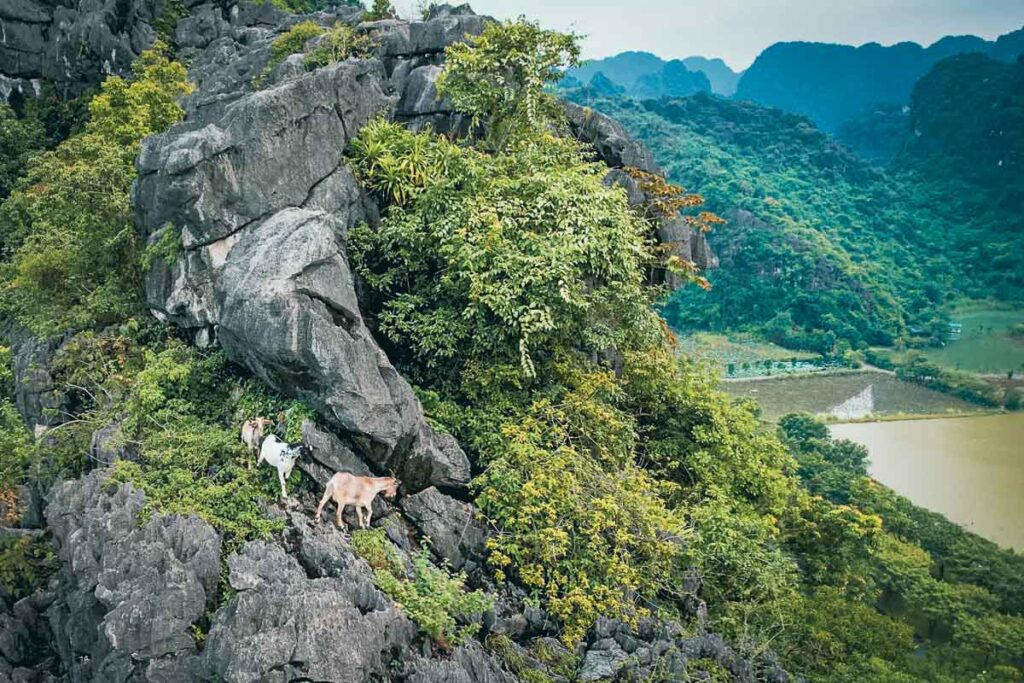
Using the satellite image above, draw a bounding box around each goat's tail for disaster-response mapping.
[315,479,333,522]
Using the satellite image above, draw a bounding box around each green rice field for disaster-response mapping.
[924,308,1024,375]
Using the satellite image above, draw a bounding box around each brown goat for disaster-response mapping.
[241,417,272,465]
[315,473,399,529]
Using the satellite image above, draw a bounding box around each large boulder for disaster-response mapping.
[43,471,221,681]
[136,50,470,492]
[400,487,487,576]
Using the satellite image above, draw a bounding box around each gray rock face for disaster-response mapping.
[43,471,220,681]
[205,519,417,682]
[400,486,486,576]
[579,638,630,681]
[298,419,371,486]
[89,419,135,466]
[8,335,65,434]
[564,102,659,172]
[0,0,164,98]
[0,588,58,678]
[405,641,517,683]
[573,616,793,683]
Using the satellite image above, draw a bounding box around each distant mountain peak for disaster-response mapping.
[735,24,1024,133]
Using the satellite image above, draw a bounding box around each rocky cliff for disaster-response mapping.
[0,4,759,682]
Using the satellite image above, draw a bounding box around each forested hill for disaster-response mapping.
[735,26,1024,133]
[899,53,1024,201]
[560,85,1024,351]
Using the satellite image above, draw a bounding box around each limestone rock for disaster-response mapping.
[400,486,486,575]
[43,471,220,681]
[205,525,416,682]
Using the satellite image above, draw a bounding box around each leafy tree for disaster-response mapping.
[0,103,46,201]
[364,0,396,20]
[437,18,580,151]
[348,119,660,382]
[303,22,377,69]
[0,43,191,336]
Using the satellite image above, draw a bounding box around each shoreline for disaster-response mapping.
[823,408,1006,425]
[718,366,894,383]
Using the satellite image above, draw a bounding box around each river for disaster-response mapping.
[831,413,1024,551]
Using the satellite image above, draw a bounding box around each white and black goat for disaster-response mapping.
[258,435,310,499]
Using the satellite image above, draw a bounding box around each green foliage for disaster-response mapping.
[0,400,34,492]
[779,414,1024,680]
[484,633,579,683]
[900,54,1023,207]
[0,534,57,601]
[556,86,1024,355]
[437,19,580,151]
[351,529,492,647]
[233,379,314,443]
[0,103,47,202]
[264,20,326,75]
[111,341,283,549]
[254,0,345,13]
[364,0,396,21]
[153,0,187,43]
[303,22,377,69]
[474,373,684,644]
[835,102,910,165]
[141,223,183,271]
[348,120,661,382]
[38,327,286,552]
[0,43,192,336]
[0,345,12,399]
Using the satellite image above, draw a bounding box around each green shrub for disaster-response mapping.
[0,534,57,601]
[141,223,183,271]
[262,20,326,76]
[437,18,579,152]
[0,43,192,336]
[153,0,187,42]
[0,400,33,491]
[1005,388,1022,411]
[234,379,315,442]
[364,0,397,21]
[473,373,684,644]
[110,341,286,549]
[348,120,662,384]
[352,528,492,647]
[303,22,377,69]
[0,102,46,203]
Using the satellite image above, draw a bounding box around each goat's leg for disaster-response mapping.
[362,504,372,529]
[336,503,344,529]
[315,483,332,522]
[277,466,288,499]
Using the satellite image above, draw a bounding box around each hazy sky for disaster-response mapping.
[401,0,1024,70]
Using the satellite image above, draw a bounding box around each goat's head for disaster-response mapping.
[291,444,312,461]
[382,477,399,498]
[254,417,272,431]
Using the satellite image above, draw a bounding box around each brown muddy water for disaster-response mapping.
[831,414,1024,551]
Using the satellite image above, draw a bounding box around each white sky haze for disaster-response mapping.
[403,0,1024,70]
